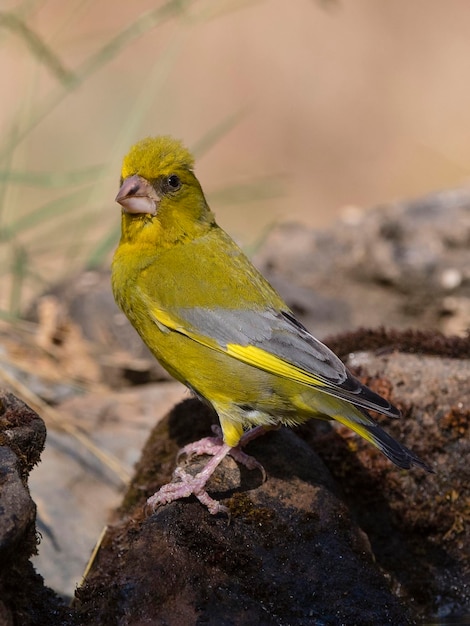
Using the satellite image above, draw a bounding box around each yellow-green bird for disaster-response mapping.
[112,136,432,515]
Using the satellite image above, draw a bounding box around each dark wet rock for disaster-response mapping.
[75,329,470,625]
[0,391,74,626]
[75,399,413,626]
[302,329,470,620]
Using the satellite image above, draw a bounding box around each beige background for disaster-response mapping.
[2,0,470,305]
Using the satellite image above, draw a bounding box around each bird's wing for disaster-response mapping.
[146,297,399,418]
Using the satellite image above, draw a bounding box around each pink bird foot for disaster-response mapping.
[146,426,268,515]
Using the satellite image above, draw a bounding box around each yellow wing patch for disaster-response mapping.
[152,306,182,331]
[226,344,326,388]
[149,306,327,389]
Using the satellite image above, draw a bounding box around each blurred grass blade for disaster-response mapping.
[0,11,76,86]
[0,0,194,160]
[208,175,285,205]
[193,0,263,22]
[192,108,249,159]
[9,244,28,316]
[0,164,106,188]
[243,220,278,257]
[0,124,18,225]
[76,0,192,81]
[86,223,120,269]
[5,187,93,238]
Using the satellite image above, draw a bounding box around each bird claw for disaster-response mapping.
[146,426,267,516]
[146,467,230,516]
[228,447,267,482]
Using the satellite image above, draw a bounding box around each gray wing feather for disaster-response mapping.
[174,305,399,417]
[176,306,343,378]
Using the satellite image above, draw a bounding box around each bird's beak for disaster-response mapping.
[115,175,160,216]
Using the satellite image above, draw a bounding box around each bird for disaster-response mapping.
[111,136,432,515]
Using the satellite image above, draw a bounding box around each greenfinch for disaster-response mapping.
[112,136,432,515]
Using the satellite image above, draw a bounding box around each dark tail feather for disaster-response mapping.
[363,421,434,472]
[333,408,434,473]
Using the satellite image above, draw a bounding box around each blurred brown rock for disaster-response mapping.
[254,189,470,338]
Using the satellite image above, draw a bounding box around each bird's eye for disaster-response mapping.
[167,174,181,190]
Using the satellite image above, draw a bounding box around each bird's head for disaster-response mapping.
[116,136,215,244]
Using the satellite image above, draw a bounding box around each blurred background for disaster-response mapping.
[2,0,470,315]
[2,1,470,603]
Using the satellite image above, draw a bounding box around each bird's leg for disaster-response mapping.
[175,427,225,460]
[225,426,269,480]
[146,425,270,515]
[178,424,268,478]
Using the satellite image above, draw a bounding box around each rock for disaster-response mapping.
[30,382,186,597]
[254,189,470,337]
[302,329,470,620]
[75,328,470,624]
[74,399,413,626]
[0,391,73,625]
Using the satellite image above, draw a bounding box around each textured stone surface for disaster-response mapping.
[75,400,413,626]
[73,334,469,624]
[0,391,74,626]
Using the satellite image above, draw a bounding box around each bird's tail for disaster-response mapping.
[333,409,433,472]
